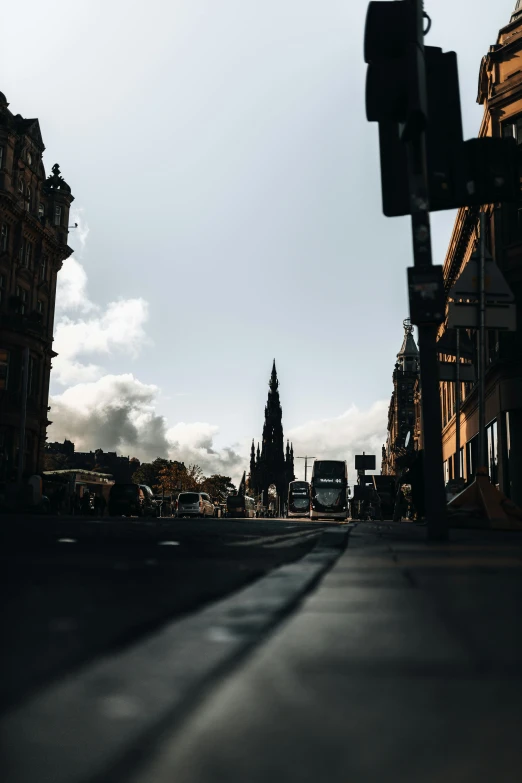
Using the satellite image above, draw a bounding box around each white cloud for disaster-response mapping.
[48,374,243,477]
[53,256,149,385]
[55,256,95,314]
[288,401,388,482]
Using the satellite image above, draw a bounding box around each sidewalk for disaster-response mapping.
[132,521,522,783]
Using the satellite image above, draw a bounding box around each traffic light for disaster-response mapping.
[364,0,520,216]
[373,46,464,216]
[364,0,426,138]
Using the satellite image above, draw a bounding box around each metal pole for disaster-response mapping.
[455,329,461,480]
[478,211,487,471]
[296,456,315,483]
[404,1,448,541]
[408,0,447,539]
[17,346,30,486]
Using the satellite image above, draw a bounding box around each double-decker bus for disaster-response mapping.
[310,460,349,521]
[226,494,256,518]
[287,480,310,518]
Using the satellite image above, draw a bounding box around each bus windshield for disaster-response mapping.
[312,461,347,486]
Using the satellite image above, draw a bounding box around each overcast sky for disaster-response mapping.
[1,0,515,482]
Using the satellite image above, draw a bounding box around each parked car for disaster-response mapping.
[108,483,159,517]
[176,491,215,518]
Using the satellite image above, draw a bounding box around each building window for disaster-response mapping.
[0,224,8,252]
[16,286,27,315]
[37,299,44,316]
[0,349,9,390]
[0,146,3,169]
[40,256,47,282]
[27,151,32,165]
[486,419,498,486]
[18,178,24,193]
[443,460,449,484]
[0,274,5,305]
[502,116,522,144]
[466,435,478,482]
[54,205,62,226]
[26,186,31,211]
[24,242,32,268]
[38,203,44,219]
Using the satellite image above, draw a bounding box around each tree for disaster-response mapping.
[132,458,170,488]
[185,464,204,490]
[201,474,236,502]
[154,461,187,496]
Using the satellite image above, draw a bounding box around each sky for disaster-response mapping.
[1,0,516,483]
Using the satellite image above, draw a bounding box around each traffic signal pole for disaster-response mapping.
[404,0,448,540]
[406,142,448,539]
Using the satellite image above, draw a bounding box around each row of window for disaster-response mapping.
[0,146,39,168]
[0,275,45,316]
[1,226,49,280]
[13,286,45,316]
[0,348,41,399]
[444,419,499,487]
[17,182,63,224]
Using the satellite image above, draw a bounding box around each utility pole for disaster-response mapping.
[296,456,315,483]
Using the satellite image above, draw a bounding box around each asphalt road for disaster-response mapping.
[0,515,325,714]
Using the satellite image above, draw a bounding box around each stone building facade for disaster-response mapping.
[437,4,522,504]
[0,91,74,488]
[381,319,420,476]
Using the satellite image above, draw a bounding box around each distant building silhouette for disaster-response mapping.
[382,319,420,476]
[44,440,140,483]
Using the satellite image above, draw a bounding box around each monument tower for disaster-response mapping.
[250,360,295,512]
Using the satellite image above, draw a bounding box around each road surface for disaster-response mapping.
[0,514,326,713]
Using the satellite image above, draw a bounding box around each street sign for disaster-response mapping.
[447,302,516,330]
[449,249,515,302]
[448,249,517,332]
[438,361,476,383]
[355,454,376,471]
[407,266,446,325]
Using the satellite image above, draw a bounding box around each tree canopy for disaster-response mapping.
[132,460,236,502]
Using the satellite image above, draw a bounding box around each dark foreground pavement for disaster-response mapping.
[0,515,324,713]
[2,519,522,783]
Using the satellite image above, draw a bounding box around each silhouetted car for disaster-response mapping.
[176,491,215,518]
[108,483,159,517]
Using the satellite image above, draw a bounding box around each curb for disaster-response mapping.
[0,526,350,783]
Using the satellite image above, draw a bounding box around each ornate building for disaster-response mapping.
[0,91,74,490]
[435,2,522,503]
[381,319,420,476]
[249,360,295,509]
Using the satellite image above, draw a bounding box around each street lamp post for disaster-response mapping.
[296,456,315,483]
